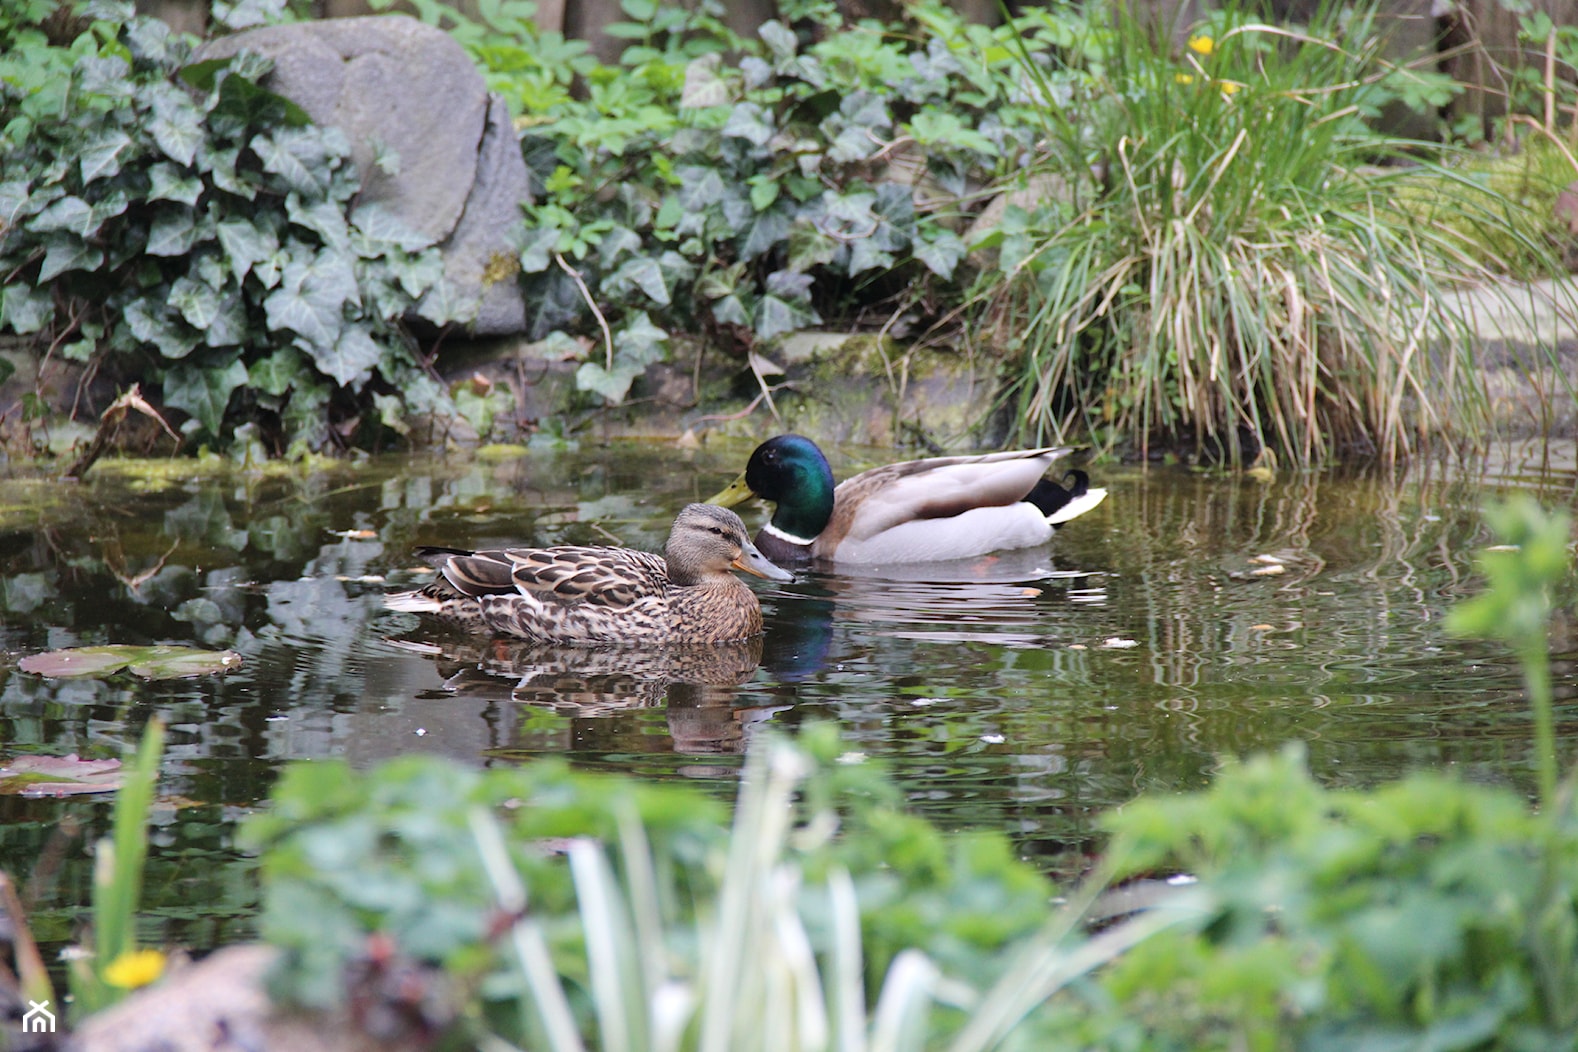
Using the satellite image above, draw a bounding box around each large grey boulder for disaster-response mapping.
[197,16,529,335]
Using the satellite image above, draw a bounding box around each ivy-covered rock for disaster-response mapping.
[195,15,531,336]
[0,2,478,454]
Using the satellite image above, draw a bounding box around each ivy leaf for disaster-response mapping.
[250,347,305,396]
[316,325,383,388]
[76,54,134,98]
[741,210,791,259]
[27,196,97,237]
[759,20,798,61]
[146,209,198,256]
[206,292,249,348]
[80,130,133,184]
[755,294,819,340]
[576,358,646,404]
[416,276,481,327]
[170,275,222,329]
[520,227,559,274]
[1,285,54,334]
[148,162,203,206]
[848,239,894,275]
[252,132,321,198]
[124,299,199,359]
[723,102,775,147]
[765,270,815,301]
[681,54,729,108]
[216,217,278,284]
[676,166,726,214]
[604,256,670,306]
[39,235,103,282]
[788,221,838,271]
[164,355,249,437]
[287,193,351,253]
[712,294,751,327]
[615,311,669,365]
[914,230,966,279]
[148,84,203,166]
[350,203,436,255]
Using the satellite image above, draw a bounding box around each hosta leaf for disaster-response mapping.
[146,209,198,256]
[170,275,222,329]
[27,196,97,237]
[148,162,203,206]
[914,230,966,279]
[316,325,383,388]
[39,235,103,282]
[80,130,133,184]
[1,285,54,334]
[164,355,248,436]
[216,217,278,284]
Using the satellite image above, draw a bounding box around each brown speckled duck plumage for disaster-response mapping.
[385,504,793,645]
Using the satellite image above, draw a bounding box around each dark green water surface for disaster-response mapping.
[1,438,1575,954]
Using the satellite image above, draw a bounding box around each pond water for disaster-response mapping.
[0,438,1574,960]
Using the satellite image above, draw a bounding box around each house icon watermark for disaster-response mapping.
[22,999,55,1033]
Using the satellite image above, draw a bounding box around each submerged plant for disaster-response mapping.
[982,0,1560,464]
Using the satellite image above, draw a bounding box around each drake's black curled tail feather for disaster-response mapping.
[1026,470,1090,519]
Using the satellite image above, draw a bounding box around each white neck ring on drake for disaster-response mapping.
[762,521,815,547]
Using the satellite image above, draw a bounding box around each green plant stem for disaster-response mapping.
[1522,639,1557,810]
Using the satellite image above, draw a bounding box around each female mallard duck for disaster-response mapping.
[708,434,1107,566]
[385,504,793,645]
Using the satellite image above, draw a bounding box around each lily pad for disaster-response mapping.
[0,754,123,796]
[19,645,243,680]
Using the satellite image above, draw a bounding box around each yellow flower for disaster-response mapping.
[1175,73,1196,84]
[103,948,166,989]
[1219,80,1242,94]
[1188,35,1214,55]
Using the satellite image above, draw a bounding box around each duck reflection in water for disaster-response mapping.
[391,633,790,753]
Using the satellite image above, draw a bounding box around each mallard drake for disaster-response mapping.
[385,504,793,645]
[708,434,1107,566]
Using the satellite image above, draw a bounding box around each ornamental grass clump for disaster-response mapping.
[983,1,1560,464]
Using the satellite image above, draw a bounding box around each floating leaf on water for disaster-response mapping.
[0,754,123,796]
[19,645,243,680]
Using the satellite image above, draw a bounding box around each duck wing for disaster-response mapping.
[501,546,670,609]
[829,447,1072,544]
